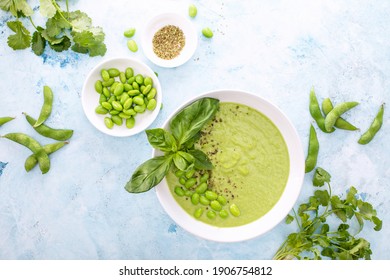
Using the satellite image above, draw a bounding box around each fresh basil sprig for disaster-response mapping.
[125,97,220,193]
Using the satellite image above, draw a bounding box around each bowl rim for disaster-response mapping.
[81,56,162,137]
[154,89,305,242]
[141,12,198,68]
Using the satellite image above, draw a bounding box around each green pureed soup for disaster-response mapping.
[166,102,290,227]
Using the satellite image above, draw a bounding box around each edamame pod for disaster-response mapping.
[358,103,385,145]
[305,124,319,173]
[324,101,359,132]
[24,113,74,141]
[34,85,53,127]
[25,141,68,172]
[322,98,358,131]
[0,116,15,127]
[309,87,332,133]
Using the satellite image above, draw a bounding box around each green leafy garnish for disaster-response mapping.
[7,20,31,50]
[274,167,382,260]
[0,0,33,17]
[31,28,46,55]
[125,98,220,194]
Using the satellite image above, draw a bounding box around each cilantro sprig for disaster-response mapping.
[274,167,382,260]
[1,0,106,57]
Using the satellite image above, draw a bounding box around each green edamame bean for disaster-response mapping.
[194,208,203,219]
[25,141,68,172]
[195,182,208,194]
[205,190,218,201]
[147,99,157,111]
[309,87,332,133]
[324,101,359,132]
[127,77,135,84]
[174,186,185,197]
[123,108,136,116]
[102,87,110,98]
[125,67,134,79]
[108,68,120,77]
[179,177,187,185]
[126,117,135,129]
[124,28,136,38]
[127,40,138,52]
[184,190,193,197]
[175,170,185,178]
[200,173,209,183]
[120,93,130,105]
[191,193,200,205]
[134,104,146,113]
[185,177,197,188]
[1,133,50,174]
[206,210,216,219]
[189,4,197,18]
[118,112,131,119]
[114,83,124,96]
[210,200,222,211]
[119,72,127,83]
[143,84,152,95]
[102,78,114,87]
[128,89,140,96]
[24,113,74,141]
[109,110,120,115]
[99,94,107,104]
[34,85,53,127]
[95,80,103,94]
[144,77,153,86]
[147,88,157,100]
[111,101,123,111]
[217,195,227,206]
[104,117,114,129]
[322,98,358,131]
[100,69,110,81]
[358,103,384,145]
[200,196,210,206]
[124,83,132,92]
[185,169,196,178]
[0,116,14,127]
[304,124,319,173]
[133,96,144,106]
[111,115,123,126]
[95,105,108,115]
[219,210,229,219]
[229,203,241,217]
[202,27,213,38]
[132,82,139,90]
[102,101,112,111]
[135,74,144,85]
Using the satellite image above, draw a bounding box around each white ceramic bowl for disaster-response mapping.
[154,90,305,242]
[142,13,198,68]
[81,57,162,137]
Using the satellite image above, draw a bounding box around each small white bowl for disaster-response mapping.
[81,57,162,137]
[154,90,305,242]
[142,13,198,68]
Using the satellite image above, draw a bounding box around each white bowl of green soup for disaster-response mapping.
[154,90,305,242]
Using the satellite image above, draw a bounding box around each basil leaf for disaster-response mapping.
[146,128,177,152]
[169,97,219,146]
[184,132,201,149]
[187,149,213,170]
[125,155,173,193]
[173,151,195,171]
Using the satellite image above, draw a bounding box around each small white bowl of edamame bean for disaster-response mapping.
[81,57,162,137]
[142,12,198,68]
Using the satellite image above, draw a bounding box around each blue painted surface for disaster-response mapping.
[0,0,389,259]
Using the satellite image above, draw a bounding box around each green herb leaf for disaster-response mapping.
[146,128,177,152]
[46,11,72,37]
[31,29,46,55]
[285,214,294,224]
[125,155,173,193]
[67,10,92,32]
[314,190,330,206]
[0,0,33,17]
[169,98,219,146]
[173,151,195,171]
[71,28,107,57]
[312,167,331,187]
[187,149,213,170]
[49,35,71,52]
[39,0,56,18]
[7,20,31,50]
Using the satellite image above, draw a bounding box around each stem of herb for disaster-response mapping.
[28,16,38,31]
[51,0,73,27]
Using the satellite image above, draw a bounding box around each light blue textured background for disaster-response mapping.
[0,0,389,259]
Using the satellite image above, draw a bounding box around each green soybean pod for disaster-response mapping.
[101,69,110,81]
[308,87,330,133]
[25,141,68,172]
[322,98,358,131]
[229,203,241,217]
[185,177,197,188]
[125,67,134,79]
[200,196,210,206]
[126,117,135,129]
[127,40,138,52]
[104,117,114,129]
[34,86,53,127]
[219,210,229,219]
[0,116,15,127]
[358,103,385,145]
[206,210,216,219]
[305,124,319,173]
[205,190,218,201]
[174,186,185,197]
[108,68,120,77]
[195,182,208,194]
[147,99,157,111]
[95,105,108,115]
[194,208,203,219]
[94,80,103,94]
[24,113,74,141]
[202,27,213,38]
[124,28,136,38]
[111,115,123,126]
[324,101,359,132]
[191,193,200,205]
[2,133,50,174]
[189,4,197,18]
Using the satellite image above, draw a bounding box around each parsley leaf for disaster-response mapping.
[7,20,31,50]
[39,0,56,18]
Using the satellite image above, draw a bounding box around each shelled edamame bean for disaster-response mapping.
[94,67,158,129]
